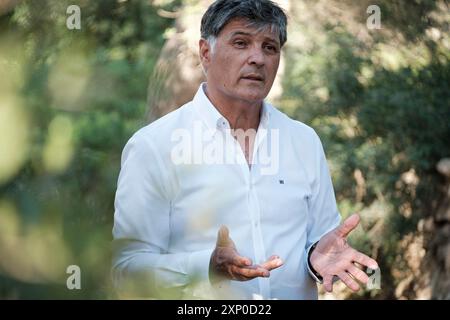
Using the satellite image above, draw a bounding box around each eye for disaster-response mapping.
[233,40,247,48]
[264,44,278,53]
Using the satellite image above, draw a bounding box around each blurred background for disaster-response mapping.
[0,0,448,299]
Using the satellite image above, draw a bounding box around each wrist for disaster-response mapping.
[308,242,323,281]
[209,249,226,284]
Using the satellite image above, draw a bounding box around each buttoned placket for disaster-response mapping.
[216,111,271,299]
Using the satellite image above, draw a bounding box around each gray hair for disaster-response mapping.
[201,0,288,51]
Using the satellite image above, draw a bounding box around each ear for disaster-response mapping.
[199,38,212,72]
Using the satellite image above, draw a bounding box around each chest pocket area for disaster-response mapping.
[256,169,311,227]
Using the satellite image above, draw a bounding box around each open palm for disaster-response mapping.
[310,214,379,292]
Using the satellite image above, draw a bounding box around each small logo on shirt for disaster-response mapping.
[279,179,284,184]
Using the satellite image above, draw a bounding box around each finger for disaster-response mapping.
[338,272,360,292]
[232,254,252,267]
[227,266,252,281]
[216,225,233,247]
[233,274,252,281]
[335,213,360,238]
[323,275,334,293]
[260,257,283,271]
[347,264,369,284]
[231,265,270,279]
[216,225,229,245]
[352,251,379,270]
[231,265,269,279]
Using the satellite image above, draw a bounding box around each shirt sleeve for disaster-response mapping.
[304,130,342,282]
[111,132,213,298]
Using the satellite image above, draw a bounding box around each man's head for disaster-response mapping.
[199,0,288,105]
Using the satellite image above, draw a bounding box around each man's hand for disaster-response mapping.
[209,226,283,283]
[310,214,379,292]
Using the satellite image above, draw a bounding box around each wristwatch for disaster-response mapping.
[308,241,323,282]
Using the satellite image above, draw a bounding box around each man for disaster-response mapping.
[112,0,378,299]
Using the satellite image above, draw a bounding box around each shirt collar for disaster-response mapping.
[193,82,271,132]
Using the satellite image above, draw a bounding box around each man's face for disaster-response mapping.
[200,19,281,104]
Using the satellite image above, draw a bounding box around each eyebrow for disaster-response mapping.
[228,31,253,39]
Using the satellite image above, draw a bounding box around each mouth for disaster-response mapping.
[241,74,265,82]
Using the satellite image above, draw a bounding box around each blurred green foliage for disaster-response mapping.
[0,0,179,298]
[0,0,448,299]
[281,1,449,298]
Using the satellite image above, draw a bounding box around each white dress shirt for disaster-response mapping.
[112,83,341,299]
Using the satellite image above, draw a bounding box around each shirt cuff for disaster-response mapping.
[187,248,214,284]
[306,242,323,284]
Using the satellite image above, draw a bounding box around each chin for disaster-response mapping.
[238,88,268,102]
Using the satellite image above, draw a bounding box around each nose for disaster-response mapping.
[247,47,265,67]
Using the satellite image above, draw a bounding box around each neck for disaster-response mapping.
[204,84,262,131]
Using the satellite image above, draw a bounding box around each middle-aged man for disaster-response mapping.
[112,0,379,299]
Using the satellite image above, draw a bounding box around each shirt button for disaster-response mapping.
[217,118,228,129]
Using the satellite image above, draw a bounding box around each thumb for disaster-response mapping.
[335,213,360,238]
[216,225,233,247]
